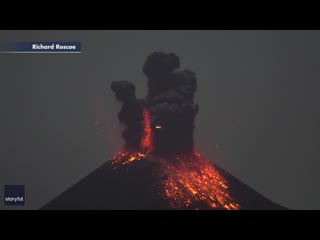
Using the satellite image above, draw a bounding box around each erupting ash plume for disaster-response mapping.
[110,52,239,210]
[110,81,144,151]
[111,52,199,157]
[41,51,287,210]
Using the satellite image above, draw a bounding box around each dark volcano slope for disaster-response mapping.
[41,159,287,210]
[213,165,288,210]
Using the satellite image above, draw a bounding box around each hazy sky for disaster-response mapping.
[0,30,319,210]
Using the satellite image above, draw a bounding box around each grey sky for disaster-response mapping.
[0,30,319,210]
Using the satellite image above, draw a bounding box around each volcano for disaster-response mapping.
[41,52,287,210]
[41,153,286,210]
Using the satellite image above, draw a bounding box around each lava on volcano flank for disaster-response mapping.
[110,52,239,210]
[41,51,287,210]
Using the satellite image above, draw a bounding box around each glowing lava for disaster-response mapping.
[141,108,153,153]
[111,151,147,169]
[111,150,240,210]
[111,108,239,210]
[160,152,240,210]
[112,108,153,169]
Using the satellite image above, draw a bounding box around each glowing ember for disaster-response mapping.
[160,152,240,210]
[140,108,153,153]
[155,125,162,129]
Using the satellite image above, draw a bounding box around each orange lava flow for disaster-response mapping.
[111,108,239,209]
[111,151,147,169]
[112,108,153,169]
[140,108,153,153]
[111,151,240,209]
[160,152,240,210]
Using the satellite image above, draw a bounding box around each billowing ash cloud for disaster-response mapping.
[111,52,199,157]
[110,81,144,151]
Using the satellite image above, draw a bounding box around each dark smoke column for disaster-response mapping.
[143,52,199,157]
[41,51,288,210]
[111,52,199,157]
[110,80,144,151]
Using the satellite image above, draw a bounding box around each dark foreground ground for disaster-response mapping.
[41,158,288,210]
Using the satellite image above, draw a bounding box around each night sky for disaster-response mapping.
[0,30,319,210]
